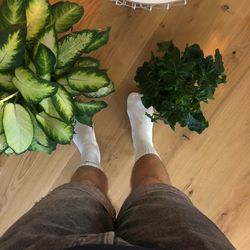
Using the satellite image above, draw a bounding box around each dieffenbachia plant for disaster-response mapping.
[135,41,226,134]
[0,0,114,155]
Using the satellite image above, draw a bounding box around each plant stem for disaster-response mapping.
[0,91,19,104]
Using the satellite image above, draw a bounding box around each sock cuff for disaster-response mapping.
[79,160,103,171]
[134,145,160,161]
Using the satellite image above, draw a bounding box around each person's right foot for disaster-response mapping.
[73,122,101,169]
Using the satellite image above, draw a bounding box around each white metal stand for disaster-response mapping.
[112,0,187,10]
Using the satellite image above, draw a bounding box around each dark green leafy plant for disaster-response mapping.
[135,41,226,134]
[0,0,114,155]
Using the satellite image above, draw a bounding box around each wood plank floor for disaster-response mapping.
[0,0,250,249]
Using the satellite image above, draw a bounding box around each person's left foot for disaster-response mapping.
[127,92,159,160]
[73,122,102,169]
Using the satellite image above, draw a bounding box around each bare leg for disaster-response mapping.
[115,92,235,250]
[127,93,171,191]
[131,154,171,191]
[71,166,108,195]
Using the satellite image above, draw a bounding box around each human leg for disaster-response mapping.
[0,123,115,250]
[115,93,235,250]
[131,153,170,190]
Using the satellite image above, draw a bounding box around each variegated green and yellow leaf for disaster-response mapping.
[39,97,61,120]
[0,106,4,133]
[37,25,58,58]
[34,44,56,80]
[4,147,15,155]
[57,30,95,69]
[13,67,57,103]
[24,50,37,73]
[28,109,56,150]
[51,85,75,122]
[26,0,50,41]
[34,124,51,147]
[57,77,81,96]
[36,111,74,144]
[24,49,30,64]
[0,133,8,153]
[55,56,100,77]
[75,100,107,126]
[0,91,10,101]
[83,81,115,98]
[54,66,71,76]
[50,1,83,33]
[27,58,36,73]
[0,72,16,92]
[85,27,110,53]
[0,25,25,72]
[0,0,26,27]
[29,111,48,146]
[3,103,33,154]
[29,139,56,154]
[67,68,110,92]
[75,56,100,68]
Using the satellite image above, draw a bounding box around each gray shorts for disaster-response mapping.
[0,183,235,250]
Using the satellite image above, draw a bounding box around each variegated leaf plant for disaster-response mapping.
[0,0,114,155]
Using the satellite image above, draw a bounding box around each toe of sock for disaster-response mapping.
[127,92,143,107]
[127,92,154,116]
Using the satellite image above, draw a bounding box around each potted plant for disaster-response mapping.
[0,0,114,155]
[135,41,226,134]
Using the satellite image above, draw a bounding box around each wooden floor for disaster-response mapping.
[0,0,250,249]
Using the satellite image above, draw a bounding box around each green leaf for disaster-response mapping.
[75,57,100,68]
[36,111,73,144]
[183,44,204,62]
[75,101,107,126]
[34,44,56,79]
[0,25,25,72]
[13,67,57,103]
[57,30,95,69]
[50,1,84,33]
[85,27,110,53]
[67,68,110,92]
[0,72,16,92]
[83,81,115,98]
[3,103,33,154]
[57,77,81,96]
[25,0,50,42]
[214,49,225,75]
[39,97,61,119]
[0,133,8,153]
[157,41,180,63]
[0,0,26,27]
[51,85,75,122]
[37,25,58,59]
[186,112,208,134]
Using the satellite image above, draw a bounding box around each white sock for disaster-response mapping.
[127,92,159,161]
[73,122,102,170]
